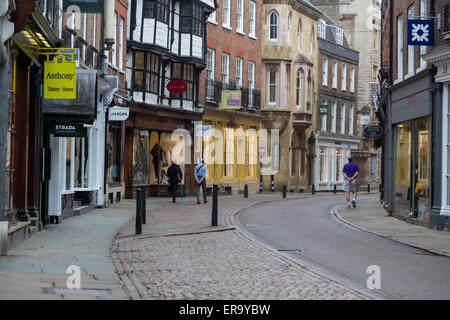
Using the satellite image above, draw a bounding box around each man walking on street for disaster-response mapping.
[195,160,207,204]
[168,160,183,203]
[342,157,359,209]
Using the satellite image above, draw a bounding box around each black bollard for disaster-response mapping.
[271,175,275,192]
[367,184,370,194]
[259,175,263,193]
[141,186,146,224]
[282,185,286,198]
[136,188,142,235]
[212,184,218,227]
[312,184,315,195]
[333,184,337,194]
[244,184,248,198]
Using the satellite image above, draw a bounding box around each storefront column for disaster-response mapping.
[27,65,39,218]
[14,54,30,221]
[431,82,443,220]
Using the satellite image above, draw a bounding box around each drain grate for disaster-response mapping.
[278,249,302,253]
[44,287,112,298]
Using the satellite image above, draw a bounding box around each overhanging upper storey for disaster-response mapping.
[128,0,217,66]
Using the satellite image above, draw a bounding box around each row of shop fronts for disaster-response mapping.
[380,65,448,229]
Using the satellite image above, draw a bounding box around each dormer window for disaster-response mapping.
[336,27,344,45]
[143,0,169,23]
[318,19,326,39]
[180,2,204,37]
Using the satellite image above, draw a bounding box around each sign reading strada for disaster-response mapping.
[44,55,76,99]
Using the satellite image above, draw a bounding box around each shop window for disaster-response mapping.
[74,130,91,189]
[66,138,73,190]
[319,147,327,182]
[107,122,122,184]
[328,148,335,182]
[395,122,412,216]
[133,130,150,185]
[224,128,234,177]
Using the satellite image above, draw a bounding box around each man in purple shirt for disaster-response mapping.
[342,157,359,208]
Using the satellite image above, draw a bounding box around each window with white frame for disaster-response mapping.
[407,5,414,76]
[287,13,291,44]
[249,1,256,37]
[349,104,354,135]
[236,57,243,87]
[206,49,215,99]
[296,69,303,108]
[119,16,124,69]
[340,103,346,134]
[322,58,328,87]
[341,64,347,91]
[223,0,231,28]
[336,27,343,45]
[321,100,327,132]
[268,67,277,105]
[331,101,337,132]
[318,19,326,38]
[420,0,427,68]
[248,61,255,106]
[112,11,117,66]
[269,11,278,40]
[236,0,244,33]
[222,53,230,84]
[297,21,301,48]
[397,14,403,80]
[332,61,337,89]
[350,67,355,92]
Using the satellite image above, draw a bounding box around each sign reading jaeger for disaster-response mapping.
[108,107,130,121]
[44,55,76,99]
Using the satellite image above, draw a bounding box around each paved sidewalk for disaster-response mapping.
[0,200,169,300]
[334,194,450,257]
[112,193,376,300]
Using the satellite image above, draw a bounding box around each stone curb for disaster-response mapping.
[332,206,450,258]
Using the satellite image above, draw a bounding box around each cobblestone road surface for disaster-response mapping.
[112,195,375,300]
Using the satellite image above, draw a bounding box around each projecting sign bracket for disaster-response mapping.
[37,47,77,61]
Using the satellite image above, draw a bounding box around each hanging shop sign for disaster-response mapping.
[108,106,130,121]
[318,105,328,115]
[44,55,76,99]
[63,0,104,13]
[166,80,187,94]
[49,123,87,137]
[363,125,383,140]
[219,90,241,110]
[407,19,434,46]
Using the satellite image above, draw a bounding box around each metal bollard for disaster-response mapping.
[259,175,263,193]
[141,186,146,224]
[212,184,218,227]
[282,185,286,198]
[271,175,275,192]
[312,184,315,195]
[136,188,142,235]
[333,184,337,194]
[367,184,371,194]
[244,184,248,198]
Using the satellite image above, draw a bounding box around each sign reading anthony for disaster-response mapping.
[63,0,104,13]
[44,55,76,99]
[363,125,383,140]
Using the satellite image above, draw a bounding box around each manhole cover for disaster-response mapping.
[44,287,112,298]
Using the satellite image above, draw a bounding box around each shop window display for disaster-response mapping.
[395,122,412,216]
[107,122,122,184]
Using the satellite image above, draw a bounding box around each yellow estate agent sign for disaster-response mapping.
[44,55,76,99]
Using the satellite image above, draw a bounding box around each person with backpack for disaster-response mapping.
[167,160,183,203]
[194,160,207,204]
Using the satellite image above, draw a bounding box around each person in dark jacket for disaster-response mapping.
[167,161,183,203]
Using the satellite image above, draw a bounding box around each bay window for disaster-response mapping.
[268,67,277,105]
[269,11,278,40]
[143,0,169,23]
[133,51,160,94]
